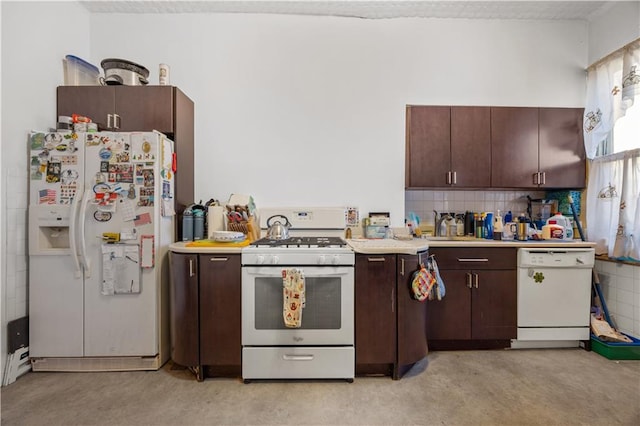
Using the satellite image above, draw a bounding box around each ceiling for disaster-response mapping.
[80,0,615,21]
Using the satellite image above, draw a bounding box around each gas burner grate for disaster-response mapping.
[251,236,346,248]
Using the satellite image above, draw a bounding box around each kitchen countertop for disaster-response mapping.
[169,241,245,254]
[346,238,429,255]
[421,238,596,248]
[171,238,596,255]
[346,237,595,254]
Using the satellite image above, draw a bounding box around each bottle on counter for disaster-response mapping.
[476,215,485,239]
[504,210,513,223]
[493,210,503,240]
[455,214,465,237]
[485,212,494,239]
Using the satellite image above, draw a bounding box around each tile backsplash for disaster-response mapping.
[405,189,545,225]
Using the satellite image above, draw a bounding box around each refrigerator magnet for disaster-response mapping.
[30,132,45,150]
[99,148,112,161]
[46,161,61,183]
[140,235,154,268]
[94,210,112,222]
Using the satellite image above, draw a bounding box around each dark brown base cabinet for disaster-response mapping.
[355,253,429,379]
[169,252,241,381]
[57,85,195,234]
[426,248,517,350]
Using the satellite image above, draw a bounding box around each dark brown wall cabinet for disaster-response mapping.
[491,107,585,189]
[407,105,586,189]
[169,252,241,381]
[355,252,428,379]
[406,106,491,188]
[426,248,517,350]
[57,85,195,217]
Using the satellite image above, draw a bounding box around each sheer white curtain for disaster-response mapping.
[584,40,640,261]
[584,40,640,159]
[586,149,640,260]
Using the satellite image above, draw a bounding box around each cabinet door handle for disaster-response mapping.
[474,273,479,289]
[446,171,451,185]
[452,171,457,185]
[400,258,405,276]
[457,258,489,262]
[209,257,228,262]
[466,272,472,288]
[367,257,386,262]
[107,114,113,129]
[541,172,546,185]
[114,114,121,129]
[188,258,195,277]
[391,288,395,313]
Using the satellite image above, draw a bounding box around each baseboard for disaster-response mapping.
[31,355,163,372]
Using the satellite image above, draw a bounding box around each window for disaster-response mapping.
[612,101,640,154]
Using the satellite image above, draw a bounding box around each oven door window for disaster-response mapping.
[254,276,341,330]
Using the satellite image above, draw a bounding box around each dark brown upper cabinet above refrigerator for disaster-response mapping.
[57,85,195,219]
[405,106,491,189]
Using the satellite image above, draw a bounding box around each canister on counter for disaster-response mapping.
[159,63,170,85]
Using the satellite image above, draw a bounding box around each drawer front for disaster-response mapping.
[430,247,516,270]
[242,346,354,380]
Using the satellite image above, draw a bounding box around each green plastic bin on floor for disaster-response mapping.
[591,334,640,360]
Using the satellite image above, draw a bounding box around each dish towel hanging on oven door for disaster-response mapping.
[283,268,305,328]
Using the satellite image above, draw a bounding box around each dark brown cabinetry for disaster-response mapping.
[490,107,539,188]
[426,247,517,349]
[407,105,586,189]
[355,252,428,379]
[169,252,199,368]
[169,252,241,381]
[406,106,491,188]
[491,107,586,189]
[396,254,429,378]
[57,86,194,218]
[538,108,586,188]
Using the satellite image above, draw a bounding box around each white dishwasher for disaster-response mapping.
[513,247,595,348]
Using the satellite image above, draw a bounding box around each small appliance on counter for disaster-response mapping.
[364,212,390,238]
[527,196,558,230]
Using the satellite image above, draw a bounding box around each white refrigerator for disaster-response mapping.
[28,130,175,371]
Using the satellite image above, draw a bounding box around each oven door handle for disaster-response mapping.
[243,268,351,278]
[282,354,314,361]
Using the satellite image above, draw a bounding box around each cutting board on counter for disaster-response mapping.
[185,239,251,248]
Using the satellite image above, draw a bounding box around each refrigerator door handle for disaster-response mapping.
[79,188,93,278]
[69,187,83,278]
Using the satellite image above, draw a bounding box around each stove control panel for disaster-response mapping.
[242,249,355,266]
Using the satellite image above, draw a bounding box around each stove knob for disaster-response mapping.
[318,255,326,265]
[271,255,280,264]
[332,255,340,265]
[257,255,265,265]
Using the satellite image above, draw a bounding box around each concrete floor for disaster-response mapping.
[1,349,639,425]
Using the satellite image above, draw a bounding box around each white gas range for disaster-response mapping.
[241,207,355,382]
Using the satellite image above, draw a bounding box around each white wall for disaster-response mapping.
[588,1,640,65]
[87,14,588,225]
[1,1,91,383]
